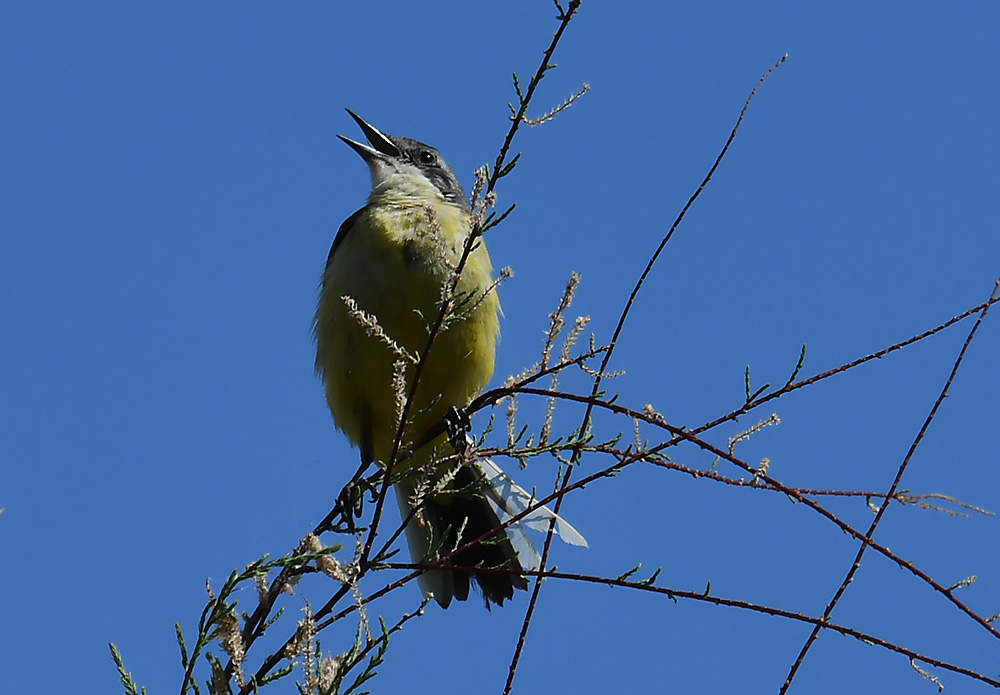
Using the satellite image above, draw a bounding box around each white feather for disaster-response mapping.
[394,481,454,607]
[473,446,589,556]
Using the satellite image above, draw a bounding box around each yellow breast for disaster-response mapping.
[314,187,499,467]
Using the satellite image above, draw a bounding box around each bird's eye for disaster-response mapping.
[418,150,436,165]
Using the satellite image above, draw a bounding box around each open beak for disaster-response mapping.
[338,109,400,162]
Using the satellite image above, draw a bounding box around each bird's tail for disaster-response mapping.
[394,454,587,609]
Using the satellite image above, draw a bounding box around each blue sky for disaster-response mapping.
[3,2,999,694]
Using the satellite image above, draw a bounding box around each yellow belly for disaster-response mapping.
[314,196,499,467]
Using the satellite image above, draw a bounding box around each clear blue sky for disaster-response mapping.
[3,3,999,694]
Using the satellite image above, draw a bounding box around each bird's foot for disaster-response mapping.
[326,472,378,533]
[444,405,472,455]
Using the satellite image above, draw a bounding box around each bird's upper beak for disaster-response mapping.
[338,110,400,163]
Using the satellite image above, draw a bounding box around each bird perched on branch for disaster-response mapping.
[315,110,584,608]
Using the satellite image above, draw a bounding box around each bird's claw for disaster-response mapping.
[444,405,472,455]
[331,474,378,532]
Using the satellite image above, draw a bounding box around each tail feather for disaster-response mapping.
[394,485,455,605]
[449,463,529,607]
[396,463,527,608]
[395,452,587,609]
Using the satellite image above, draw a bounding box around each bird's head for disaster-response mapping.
[339,109,467,208]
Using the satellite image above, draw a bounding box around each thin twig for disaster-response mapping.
[693,295,1000,437]
[779,274,1000,693]
[504,53,790,695]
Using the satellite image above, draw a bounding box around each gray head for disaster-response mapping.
[338,109,468,209]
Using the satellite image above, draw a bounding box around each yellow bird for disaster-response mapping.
[314,110,525,608]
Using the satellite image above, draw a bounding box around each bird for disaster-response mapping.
[313,109,527,608]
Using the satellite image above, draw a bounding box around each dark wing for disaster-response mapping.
[324,207,366,274]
